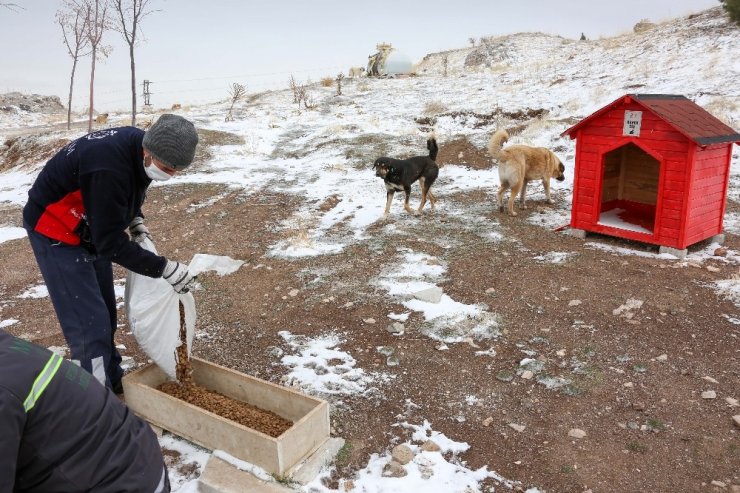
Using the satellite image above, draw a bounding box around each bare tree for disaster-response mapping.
[112,0,156,126]
[335,72,344,96]
[225,82,246,121]
[288,74,299,104]
[443,55,449,77]
[295,84,307,114]
[57,1,92,130]
[0,3,24,12]
[468,37,476,47]
[84,0,111,133]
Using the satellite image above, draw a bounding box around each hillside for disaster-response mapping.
[1,6,739,493]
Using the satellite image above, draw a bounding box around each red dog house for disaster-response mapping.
[562,94,740,256]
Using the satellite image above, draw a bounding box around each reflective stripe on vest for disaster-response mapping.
[23,353,63,413]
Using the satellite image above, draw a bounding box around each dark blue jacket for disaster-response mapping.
[23,127,166,277]
[0,329,166,492]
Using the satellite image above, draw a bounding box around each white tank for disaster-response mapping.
[384,51,413,75]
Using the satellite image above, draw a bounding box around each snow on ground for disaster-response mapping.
[305,420,524,493]
[17,284,48,299]
[278,330,390,397]
[0,225,26,244]
[374,249,501,343]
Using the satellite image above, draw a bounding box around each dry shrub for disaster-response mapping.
[704,97,739,127]
[423,101,448,116]
[320,77,334,87]
[0,136,70,172]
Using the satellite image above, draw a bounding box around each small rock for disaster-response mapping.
[521,370,534,380]
[568,428,587,439]
[632,402,646,411]
[710,480,727,488]
[485,287,495,294]
[687,261,702,268]
[508,423,526,433]
[714,247,728,257]
[391,444,414,465]
[436,343,449,351]
[656,354,668,362]
[412,286,444,304]
[288,289,299,297]
[556,349,566,357]
[363,318,376,324]
[733,415,740,428]
[726,397,739,407]
[382,460,407,478]
[420,440,441,452]
[496,371,513,383]
[482,417,494,427]
[624,382,634,388]
[386,322,405,335]
[343,479,355,491]
[568,299,582,306]
[702,390,717,399]
[706,265,721,273]
[703,376,719,384]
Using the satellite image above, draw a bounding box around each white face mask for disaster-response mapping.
[144,157,174,181]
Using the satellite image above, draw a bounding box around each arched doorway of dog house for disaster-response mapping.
[597,142,660,234]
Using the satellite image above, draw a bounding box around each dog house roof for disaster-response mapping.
[562,94,740,146]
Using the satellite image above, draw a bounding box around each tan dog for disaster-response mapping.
[94,112,109,124]
[487,129,565,216]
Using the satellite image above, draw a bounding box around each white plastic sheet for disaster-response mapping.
[124,237,195,380]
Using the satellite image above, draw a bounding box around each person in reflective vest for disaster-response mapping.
[0,329,170,492]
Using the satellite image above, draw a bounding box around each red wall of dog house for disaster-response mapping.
[562,94,739,251]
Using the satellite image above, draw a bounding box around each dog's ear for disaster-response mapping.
[559,161,565,173]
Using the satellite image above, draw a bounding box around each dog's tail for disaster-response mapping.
[487,129,509,160]
[427,134,439,161]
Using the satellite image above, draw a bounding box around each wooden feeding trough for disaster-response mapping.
[563,94,740,257]
[122,357,330,476]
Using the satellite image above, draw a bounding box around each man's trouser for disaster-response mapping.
[25,225,123,390]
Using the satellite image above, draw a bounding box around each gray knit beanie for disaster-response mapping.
[142,114,198,170]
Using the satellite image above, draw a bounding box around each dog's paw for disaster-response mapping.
[547,199,555,204]
[509,210,518,216]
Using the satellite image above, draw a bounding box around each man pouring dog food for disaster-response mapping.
[22,114,199,394]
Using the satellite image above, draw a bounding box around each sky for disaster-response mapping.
[0,0,721,112]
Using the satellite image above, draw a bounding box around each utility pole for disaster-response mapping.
[142,79,152,108]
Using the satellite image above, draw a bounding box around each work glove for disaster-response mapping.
[128,217,151,241]
[162,260,197,294]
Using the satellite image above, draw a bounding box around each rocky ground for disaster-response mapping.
[1,153,738,491]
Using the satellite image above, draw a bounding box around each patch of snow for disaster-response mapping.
[0,226,26,244]
[17,284,48,299]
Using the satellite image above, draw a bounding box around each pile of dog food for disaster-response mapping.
[157,303,292,438]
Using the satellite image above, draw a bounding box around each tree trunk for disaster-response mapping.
[67,57,78,131]
[88,47,96,133]
[129,43,136,126]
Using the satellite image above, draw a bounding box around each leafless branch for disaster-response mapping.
[225,82,246,121]
[112,0,157,125]
[0,3,24,12]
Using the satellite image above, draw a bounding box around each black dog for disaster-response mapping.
[373,136,439,217]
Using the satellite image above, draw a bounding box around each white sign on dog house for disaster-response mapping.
[623,110,642,136]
